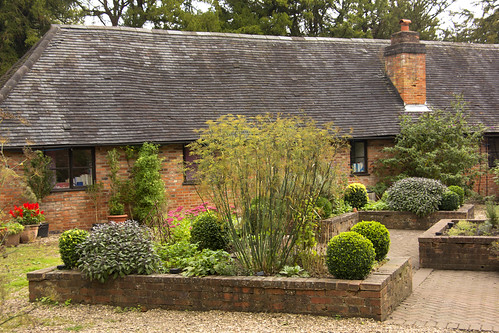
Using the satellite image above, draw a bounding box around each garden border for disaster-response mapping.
[419,219,499,271]
[28,257,412,321]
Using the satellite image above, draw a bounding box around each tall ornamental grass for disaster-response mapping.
[189,114,348,274]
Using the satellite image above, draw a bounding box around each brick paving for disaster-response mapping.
[386,228,499,332]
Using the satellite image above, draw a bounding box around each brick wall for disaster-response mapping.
[28,257,412,321]
[419,219,499,271]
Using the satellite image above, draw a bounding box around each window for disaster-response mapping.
[488,137,499,168]
[350,140,367,174]
[45,148,95,190]
[183,145,198,184]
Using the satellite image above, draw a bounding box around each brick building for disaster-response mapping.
[0,22,497,232]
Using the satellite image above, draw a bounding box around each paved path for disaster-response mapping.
[386,229,499,332]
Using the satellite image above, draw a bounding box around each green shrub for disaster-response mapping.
[351,221,390,261]
[59,229,89,269]
[446,220,476,236]
[326,231,375,280]
[386,177,447,217]
[315,197,332,219]
[181,248,233,277]
[331,198,352,216]
[448,185,465,205]
[190,212,227,251]
[439,190,460,211]
[361,200,389,211]
[156,240,198,269]
[485,201,498,227]
[77,221,161,282]
[344,183,369,209]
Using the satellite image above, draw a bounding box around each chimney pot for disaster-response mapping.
[400,19,411,31]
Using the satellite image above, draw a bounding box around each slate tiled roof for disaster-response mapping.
[0,25,497,148]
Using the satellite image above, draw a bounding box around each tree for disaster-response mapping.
[189,114,348,274]
[443,0,498,43]
[375,98,486,190]
[0,0,83,76]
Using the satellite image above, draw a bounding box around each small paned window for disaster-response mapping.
[488,137,499,168]
[45,148,95,190]
[183,145,198,184]
[350,140,367,174]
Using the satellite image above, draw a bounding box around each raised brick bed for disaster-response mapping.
[28,257,412,321]
[419,219,499,271]
[358,204,474,230]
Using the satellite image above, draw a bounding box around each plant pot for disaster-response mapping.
[3,233,21,247]
[107,215,128,223]
[37,223,49,238]
[20,224,40,243]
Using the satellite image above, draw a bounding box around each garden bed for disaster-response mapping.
[28,257,412,321]
[419,219,499,271]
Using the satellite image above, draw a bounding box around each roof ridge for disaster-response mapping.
[56,24,392,44]
[0,25,61,103]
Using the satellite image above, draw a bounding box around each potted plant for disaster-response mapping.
[23,149,54,237]
[107,149,128,223]
[0,221,24,247]
[9,203,45,243]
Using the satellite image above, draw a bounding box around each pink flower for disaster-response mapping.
[166,218,174,223]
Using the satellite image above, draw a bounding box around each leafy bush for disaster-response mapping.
[0,221,24,236]
[375,103,485,190]
[156,240,198,269]
[447,185,465,206]
[190,211,227,251]
[344,183,369,209]
[486,201,498,227]
[386,177,447,217]
[77,221,161,282]
[361,200,389,211]
[446,220,476,236]
[439,190,460,211]
[132,143,167,223]
[331,198,352,216]
[182,249,233,277]
[326,231,375,280]
[351,221,390,261]
[58,229,89,269]
[315,197,332,219]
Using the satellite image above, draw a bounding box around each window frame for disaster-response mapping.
[44,147,96,191]
[488,136,499,168]
[183,144,199,185]
[350,140,368,175]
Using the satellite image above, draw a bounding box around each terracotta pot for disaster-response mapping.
[3,233,21,247]
[20,224,40,243]
[107,215,129,223]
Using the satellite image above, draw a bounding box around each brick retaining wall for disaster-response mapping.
[358,204,474,230]
[419,219,499,271]
[28,257,412,321]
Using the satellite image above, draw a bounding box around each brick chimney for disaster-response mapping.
[384,19,428,111]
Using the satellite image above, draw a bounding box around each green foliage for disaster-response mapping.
[486,201,498,227]
[326,231,375,280]
[0,221,24,236]
[181,249,233,277]
[386,177,447,217]
[190,211,227,251]
[447,185,465,206]
[368,183,388,200]
[315,197,332,219]
[351,221,390,261]
[58,229,89,269]
[331,198,353,216]
[446,220,477,236]
[439,191,461,211]
[107,148,126,215]
[156,240,198,269]
[23,149,54,201]
[85,182,104,223]
[344,183,368,209]
[189,114,348,274]
[77,221,162,283]
[361,200,389,211]
[278,265,309,278]
[376,102,486,190]
[132,143,166,223]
